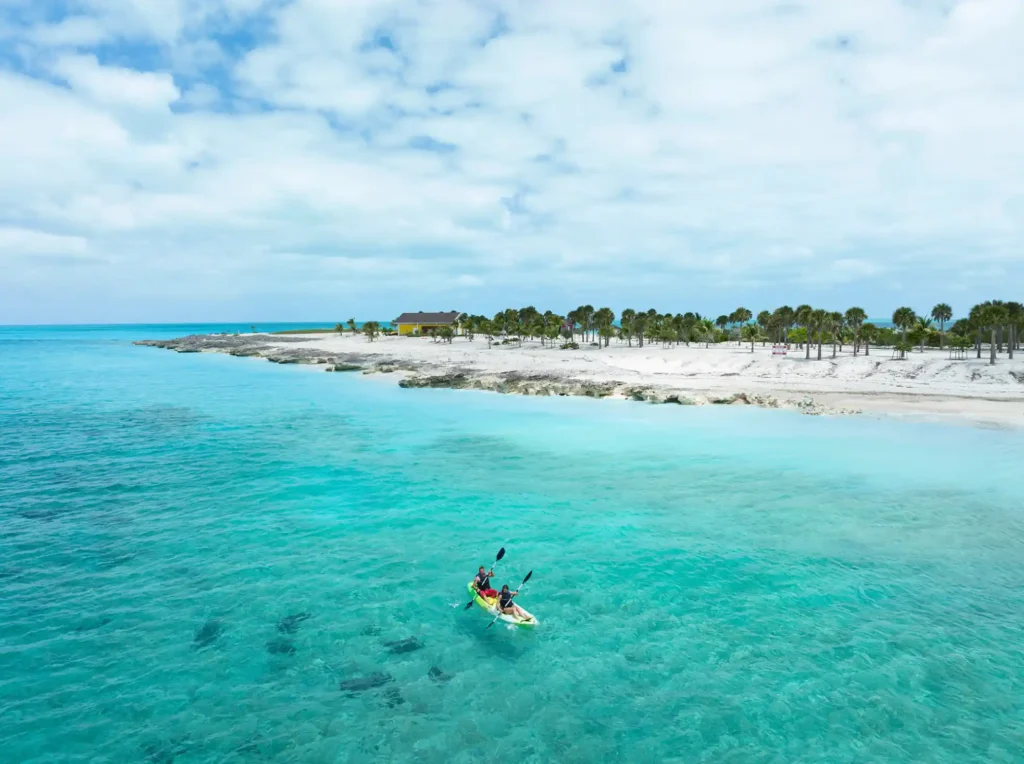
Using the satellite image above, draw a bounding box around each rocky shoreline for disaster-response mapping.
[134,334,860,416]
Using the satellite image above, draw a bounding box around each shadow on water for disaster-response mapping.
[192,619,223,650]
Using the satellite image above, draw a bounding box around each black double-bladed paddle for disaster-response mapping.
[487,570,532,629]
[463,547,505,610]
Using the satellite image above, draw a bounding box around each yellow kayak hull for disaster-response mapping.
[467,582,538,627]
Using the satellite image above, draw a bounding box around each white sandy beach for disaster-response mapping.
[247,333,1024,427]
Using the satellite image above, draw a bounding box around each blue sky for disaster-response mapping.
[0,0,1022,324]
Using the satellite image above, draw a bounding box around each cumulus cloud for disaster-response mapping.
[0,0,1022,322]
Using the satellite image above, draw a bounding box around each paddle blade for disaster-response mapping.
[464,601,475,610]
[521,570,533,585]
[496,547,506,562]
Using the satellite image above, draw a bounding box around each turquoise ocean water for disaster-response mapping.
[1,325,1022,763]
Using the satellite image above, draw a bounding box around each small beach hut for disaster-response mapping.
[393,311,462,336]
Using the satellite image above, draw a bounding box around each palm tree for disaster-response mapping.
[740,324,762,352]
[518,306,539,338]
[982,302,1008,365]
[572,304,594,343]
[545,322,562,347]
[773,305,795,345]
[891,307,916,344]
[334,323,345,334]
[861,323,876,356]
[594,307,615,347]
[811,309,829,360]
[634,311,651,348]
[756,311,771,345]
[969,302,985,358]
[698,318,717,348]
[731,308,752,345]
[715,315,729,336]
[844,307,866,355]
[250,325,257,333]
[346,318,357,333]
[535,311,555,347]
[495,308,520,344]
[1006,301,1022,359]
[795,304,813,358]
[829,311,844,357]
[620,309,636,347]
[931,303,952,349]
[362,321,380,342]
[913,316,933,353]
[679,313,697,346]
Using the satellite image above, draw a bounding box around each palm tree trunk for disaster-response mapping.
[998,326,1004,352]
[939,320,945,349]
[976,328,982,358]
[805,328,811,359]
[1009,326,1015,360]
[990,329,997,365]
[817,332,823,360]
[865,340,870,356]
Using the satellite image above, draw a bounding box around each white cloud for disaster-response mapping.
[0,227,89,256]
[51,54,180,110]
[0,0,1023,322]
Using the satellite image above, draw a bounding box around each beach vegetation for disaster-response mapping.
[829,311,844,356]
[892,340,913,359]
[620,309,636,347]
[340,298,1022,366]
[594,307,615,347]
[892,307,916,344]
[740,323,764,352]
[811,308,828,360]
[698,318,717,348]
[845,307,866,354]
[362,321,381,342]
[861,323,876,356]
[911,316,934,353]
[931,303,952,348]
[729,308,752,344]
[795,304,813,356]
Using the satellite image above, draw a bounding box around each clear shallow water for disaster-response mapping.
[1,326,1023,763]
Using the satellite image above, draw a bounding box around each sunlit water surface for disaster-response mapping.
[1,325,1023,763]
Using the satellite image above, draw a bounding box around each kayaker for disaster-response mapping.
[497,584,527,620]
[473,565,497,599]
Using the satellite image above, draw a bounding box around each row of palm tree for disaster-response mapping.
[336,300,1022,364]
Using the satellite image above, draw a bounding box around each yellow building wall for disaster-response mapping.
[397,323,447,335]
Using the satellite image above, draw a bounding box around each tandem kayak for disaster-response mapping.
[467,582,539,627]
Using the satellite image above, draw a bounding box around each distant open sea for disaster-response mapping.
[1,324,1021,763]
